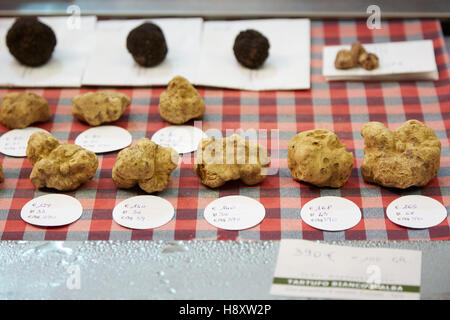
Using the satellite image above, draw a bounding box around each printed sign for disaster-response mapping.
[271,240,422,299]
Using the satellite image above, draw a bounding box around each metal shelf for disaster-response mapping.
[0,0,449,19]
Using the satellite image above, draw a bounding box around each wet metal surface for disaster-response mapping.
[0,240,448,299]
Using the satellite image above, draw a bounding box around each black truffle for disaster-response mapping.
[233,29,270,69]
[6,17,57,67]
[126,22,168,67]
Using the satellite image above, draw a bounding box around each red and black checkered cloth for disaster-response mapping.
[0,19,449,241]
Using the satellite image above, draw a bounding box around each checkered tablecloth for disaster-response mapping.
[0,19,449,241]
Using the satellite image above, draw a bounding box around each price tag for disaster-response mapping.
[75,125,132,153]
[203,195,266,231]
[112,195,175,230]
[271,240,422,300]
[21,194,83,227]
[386,195,447,229]
[151,125,207,154]
[0,127,48,157]
[300,196,362,231]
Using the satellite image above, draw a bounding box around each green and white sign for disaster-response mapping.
[271,240,422,300]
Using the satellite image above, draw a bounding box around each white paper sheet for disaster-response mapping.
[196,19,311,91]
[0,16,97,87]
[322,40,438,81]
[82,18,203,86]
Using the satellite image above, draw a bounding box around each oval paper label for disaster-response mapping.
[300,196,362,231]
[21,194,83,227]
[151,125,207,154]
[204,195,266,231]
[112,195,175,230]
[386,195,447,229]
[0,127,48,157]
[75,125,132,153]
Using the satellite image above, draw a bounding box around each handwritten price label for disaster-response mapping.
[0,127,48,157]
[151,125,207,154]
[386,195,447,229]
[300,196,361,231]
[75,125,132,154]
[21,194,83,227]
[204,195,265,230]
[112,195,174,230]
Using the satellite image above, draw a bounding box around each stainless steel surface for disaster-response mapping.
[0,0,449,19]
[0,240,449,300]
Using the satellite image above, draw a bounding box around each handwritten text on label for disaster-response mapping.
[204,196,265,231]
[20,194,83,227]
[386,195,447,229]
[300,197,362,232]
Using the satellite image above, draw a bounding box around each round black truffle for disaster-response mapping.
[126,22,168,67]
[6,17,57,67]
[233,29,270,69]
